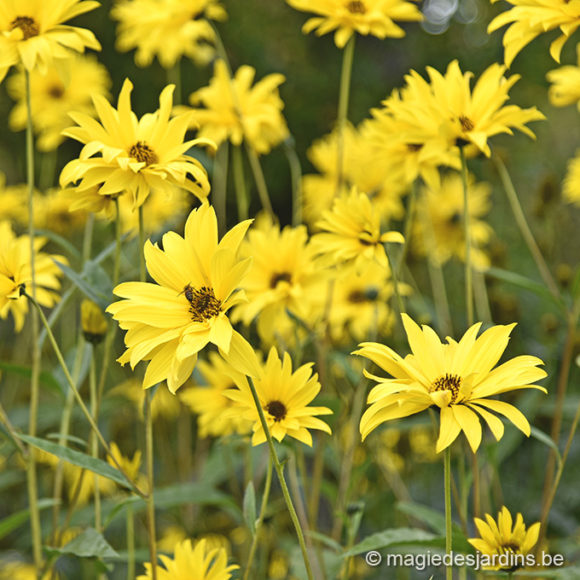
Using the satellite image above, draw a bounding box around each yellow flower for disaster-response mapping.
[285,0,423,48]
[7,54,111,151]
[488,0,580,66]
[547,45,580,110]
[187,59,289,155]
[106,442,145,487]
[60,78,212,209]
[63,462,116,505]
[81,299,108,344]
[0,174,28,224]
[563,148,580,206]
[311,188,404,270]
[468,506,541,571]
[413,172,494,268]
[356,314,547,452]
[137,538,238,580]
[0,221,67,332]
[111,0,226,69]
[224,347,332,446]
[107,204,253,393]
[0,0,101,83]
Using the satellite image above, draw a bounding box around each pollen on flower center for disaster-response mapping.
[430,373,462,404]
[183,285,222,323]
[459,115,475,132]
[11,16,40,40]
[270,272,292,288]
[266,400,287,422]
[128,141,158,165]
[346,0,367,14]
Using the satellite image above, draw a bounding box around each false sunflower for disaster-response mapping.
[468,506,540,571]
[106,204,253,393]
[60,78,212,209]
[0,0,101,83]
[285,0,423,48]
[547,45,580,110]
[137,538,238,580]
[111,0,226,69]
[356,314,547,452]
[224,347,332,446]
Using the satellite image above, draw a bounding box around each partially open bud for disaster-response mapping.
[81,300,107,344]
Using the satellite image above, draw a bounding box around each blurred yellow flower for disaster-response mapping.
[111,0,226,68]
[81,299,108,344]
[285,0,423,48]
[0,174,28,224]
[107,204,252,393]
[356,314,547,452]
[187,59,289,155]
[63,462,116,506]
[0,0,101,83]
[224,347,332,446]
[7,54,110,151]
[0,221,67,332]
[563,149,580,207]
[106,442,145,487]
[468,506,540,571]
[547,45,580,110]
[60,78,212,209]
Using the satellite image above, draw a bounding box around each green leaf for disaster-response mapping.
[47,528,119,560]
[0,499,58,540]
[17,435,131,490]
[396,502,447,535]
[0,361,62,395]
[36,229,81,261]
[342,528,438,557]
[530,426,561,469]
[54,261,109,310]
[243,481,257,535]
[103,496,141,529]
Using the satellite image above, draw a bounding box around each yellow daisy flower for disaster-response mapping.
[413,172,494,268]
[488,0,580,66]
[80,299,108,344]
[187,59,289,155]
[107,204,253,393]
[138,538,238,580]
[468,506,541,571]
[224,347,332,446]
[60,78,212,209]
[0,174,29,225]
[111,0,226,69]
[7,54,111,151]
[285,0,423,48]
[355,314,547,452]
[0,0,101,83]
[547,44,580,110]
[0,221,67,332]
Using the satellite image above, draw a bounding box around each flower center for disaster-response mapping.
[128,141,158,165]
[270,271,292,288]
[358,229,376,246]
[183,285,222,323]
[346,0,367,13]
[48,84,65,99]
[407,143,424,152]
[459,115,474,132]
[348,287,379,303]
[11,16,40,40]
[430,373,462,404]
[266,400,287,422]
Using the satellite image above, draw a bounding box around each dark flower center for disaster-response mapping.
[430,373,462,404]
[48,84,65,99]
[11,16,40,40]
[129,141,158,165]
[407,143,424,152]
[448,211,462,225]
[183,285,222,323]
[459,115,475,132]
[348,287,379,303]
[266,400,287,422]
[270,271,292,289]
[346,0,367,13]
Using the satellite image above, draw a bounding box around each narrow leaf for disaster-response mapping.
[0,499,58,540]
[530,426,562,469]
[48,528,119,559]
[54,261,109,309]
[243,481,257,535]
[342,528,437,557]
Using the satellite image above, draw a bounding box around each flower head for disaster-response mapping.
[0,0,101,83]
[355,314,547,452]
[286,0,423,48]
[468,506,541,571]
[224,347,332,446]
[187,59,289,155]
[107,204,252,393]
[563,149,580,206]
[60,78,212,209]
[138,538,238,580]
[111,0,226,68]
[547,45,580,110]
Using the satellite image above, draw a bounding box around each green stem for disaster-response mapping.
[114,198,122,287]
[384,247,405,317]
[89,349,102,532]
[245,144,274,218]
[246,377,314,580]
[138,205,146,282]
[444,447,453,580]
[283,137,303,226]
[0,402,28,456]
[144,390,158,580]
[167,61,182,106]
[336,35,355,194]
[126,505,135,580]
[243,456,273,580]
[232,145,249,221]
[459,147,474,328]
[213,142,229,236]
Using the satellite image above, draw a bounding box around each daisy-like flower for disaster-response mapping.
[187,59,289,155]
[224,347,332,446]
[413,172,494,269]
[107,204,253,393]
[311,188,404,270]
[137,538,238,580]
[111,0,226,69]
[60,78,212,209]
[563,149,580,206]
[0,221,67,332]
[355,314,547,452]
[7,54,111,151]
[468,506,541,571]
[285,0,423,48]
[488,0,580,66]
[0,0,101,83]
[547,45,580,110]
